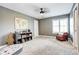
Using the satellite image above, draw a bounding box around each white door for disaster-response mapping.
[34,20,39,37]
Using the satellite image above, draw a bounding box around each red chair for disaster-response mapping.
[56,32,68,41]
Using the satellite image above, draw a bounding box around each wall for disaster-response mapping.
[69,3,79,51]
[39,18,52,36]
[78,4,79,52]
[39,15,68,36]
[0,6,38,45]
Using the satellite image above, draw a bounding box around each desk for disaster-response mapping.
[18,32,32,43]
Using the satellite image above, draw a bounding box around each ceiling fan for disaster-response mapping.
[39,8,48,15]
[40,8,47,15]
[40,8,45,13]
[34,7,49,15]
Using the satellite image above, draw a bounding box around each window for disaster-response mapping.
[53,20,59,33]
[70,17,74,38]
[60,18,68,33]
[15,18,28,30]
[52,18,68,33]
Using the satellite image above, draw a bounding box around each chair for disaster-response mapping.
[56,32,68,41]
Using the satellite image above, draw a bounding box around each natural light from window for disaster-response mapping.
[52,18,68,33]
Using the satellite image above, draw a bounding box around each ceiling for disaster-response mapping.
[0,3,73,19]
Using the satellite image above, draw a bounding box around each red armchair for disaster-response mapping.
[56,32,68,41]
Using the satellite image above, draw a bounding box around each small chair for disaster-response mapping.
[56,32,68,41]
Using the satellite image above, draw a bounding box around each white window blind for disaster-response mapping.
[52,17,68,33]
[60,18,68,33]
[70,17,74,37]
[52,20,59,33]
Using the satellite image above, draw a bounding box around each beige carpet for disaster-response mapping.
[19,35,78,55]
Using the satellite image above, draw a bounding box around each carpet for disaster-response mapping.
[19,36,78,55]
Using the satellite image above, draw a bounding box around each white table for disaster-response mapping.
[0,44,22,55]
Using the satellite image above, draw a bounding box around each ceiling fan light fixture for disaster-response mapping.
[40,13,43,15]
[40,8,44,15]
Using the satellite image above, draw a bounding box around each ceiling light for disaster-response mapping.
[40,13,43,15]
